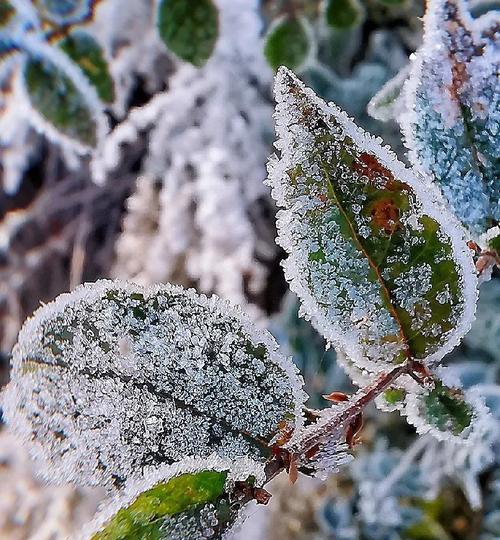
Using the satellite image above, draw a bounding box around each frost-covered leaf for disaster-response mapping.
[33,0,97,26]
[268,67,477,373]
[23,55,98,146]
[402,379,489,442]
[263,16,311,72]
[157,0,218,67]
[59,31,114,103]
[401,0,500,235]
[367,65,410,122]
[325,0,364,30]
[2,280,304,487]
[86,456,259,540]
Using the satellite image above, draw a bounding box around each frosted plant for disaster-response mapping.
[397,0,498,237]
[108,0,276,314]
[2,1,498,536]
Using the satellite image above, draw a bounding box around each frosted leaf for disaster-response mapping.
[401,0,500,235]
[2,279,305,488]
[84,456,261,540]
[403,376,490,442]
[367,65,410,122]
[268,67,477,373]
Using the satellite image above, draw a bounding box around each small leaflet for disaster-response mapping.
[83,456,261,540]
[268,67,477,373]
[401,0,500,235]
[263,15,311,72]
[403,378,489,443]
[2,280,305,488]
[157,0,219,68]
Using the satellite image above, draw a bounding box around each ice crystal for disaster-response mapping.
[2,279,305,488]
[401,0,500,235]
[268,67,477,372]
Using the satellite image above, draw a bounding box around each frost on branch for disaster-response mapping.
[2,279,305,488]
[268,67,477,373]
[401,0,499,235]
[85,456,260,540]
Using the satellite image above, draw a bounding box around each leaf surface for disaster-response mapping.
[264,16,310,72]
[401,0,499,235]
[268,67,477,372]
[3,280,304,487]
[24,55,98,146]
[59,31,114,103]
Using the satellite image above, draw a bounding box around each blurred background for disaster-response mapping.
[0,0,499,539]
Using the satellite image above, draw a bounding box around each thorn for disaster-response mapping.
[288,454,298,484]
[346,412,363,448]
[322,391,349,403]
[254,487,272,505]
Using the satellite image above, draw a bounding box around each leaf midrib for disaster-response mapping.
[320,159,413,361]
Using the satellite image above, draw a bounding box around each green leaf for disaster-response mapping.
[59,31,114,103]
[404,379,477,439]
[325,0,364,29]
[264,16,311,72]
[92,470,232,540]
[422,382,473,435]
[401,0,499,235]
[0,0,14,27]
[157,0,218,67]
[24,56,97,146]
[3,280,304,487]
[268,67,477,373]
[89,456,260,540]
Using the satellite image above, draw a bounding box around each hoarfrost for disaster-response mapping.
[268,67,477,372]
[2,279,305,488]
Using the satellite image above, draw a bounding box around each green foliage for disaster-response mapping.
[325,0,364,29]
[157,0,219,67]
[92,470,231,540]
[264,16,310,72]
[24,56,97,146]
[421,382,473,436]
[3,280,303,486]
[59,31,114,103]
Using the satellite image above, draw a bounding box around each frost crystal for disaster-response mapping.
[268,67,477,372]
[401,0,500,235]
[2,279,305,488]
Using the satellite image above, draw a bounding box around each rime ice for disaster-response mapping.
[2,280,305,488]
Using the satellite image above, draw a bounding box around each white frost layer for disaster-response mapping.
[2,279,306,488]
